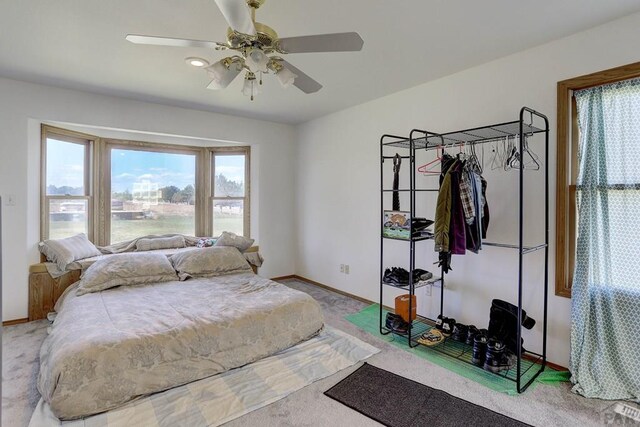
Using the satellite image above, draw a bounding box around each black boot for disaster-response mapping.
[487,299,536,354]
[471,331,488,366]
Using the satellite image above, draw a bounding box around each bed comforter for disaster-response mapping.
[37,273,324,420]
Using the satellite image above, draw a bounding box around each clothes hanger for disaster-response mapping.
[521,135,541,171]
[417,145,444,175]
[491,138,506,170]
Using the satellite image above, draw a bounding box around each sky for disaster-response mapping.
[47,138,245,193]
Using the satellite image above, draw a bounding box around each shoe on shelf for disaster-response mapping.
[411,268,433,282]
[441,318,456,337]
[466,325,479,345]
[451,323,468,342]
[471,331,488,366]
[435,314,445,330]
[383,267,410,285]
[385,312,409,335]
[416,328,444,346]
[483,338,515,373]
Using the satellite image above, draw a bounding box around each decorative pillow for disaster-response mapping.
[76,253,178,296]
[39,233,102,271]
[170,246,253,281]
[136,235,186,252]
[196,238,217,248]
[214,231,254,253]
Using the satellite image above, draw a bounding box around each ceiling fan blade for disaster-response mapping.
[280,60,322,94]
[126,34,220,49]
[277,32,364,54]
[213,0,257,35]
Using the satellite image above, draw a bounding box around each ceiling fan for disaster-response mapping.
[126,0,364,100]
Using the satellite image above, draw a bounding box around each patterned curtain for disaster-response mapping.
[570,77,640,401]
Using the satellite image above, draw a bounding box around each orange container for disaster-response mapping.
[395,294,417,322]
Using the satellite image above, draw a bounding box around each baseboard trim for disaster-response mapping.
[275,274,569,372]
[277,274,375,306]
[270,275,298,281]
[3,318,29,326]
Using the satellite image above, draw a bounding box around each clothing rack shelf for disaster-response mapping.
[382,315,544,383]
[382,120,546,150]
[379,107,549,393]
[382,277,442,291]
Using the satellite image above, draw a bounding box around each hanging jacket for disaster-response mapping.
[449,161,467,255]
[434,155,456,253]
[434,165,453,253]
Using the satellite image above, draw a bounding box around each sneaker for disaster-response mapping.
[385,312,409,335]
[435,314,445,330]
[471,331,488,366]
[451,323,468,342]
[466,325,479,345]
[483,339,515,373]
[417,328,444,346]
[441,318,456,336]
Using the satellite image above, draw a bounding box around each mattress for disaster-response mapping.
[37,273,324,420]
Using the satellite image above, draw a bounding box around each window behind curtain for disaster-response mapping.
[43,132,92,240]
[110,148,197,243]
[574,77,640,289]
[555,62,640,297]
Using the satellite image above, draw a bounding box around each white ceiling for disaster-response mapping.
[1,1,639,124]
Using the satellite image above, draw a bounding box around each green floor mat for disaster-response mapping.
[346,304,570,395]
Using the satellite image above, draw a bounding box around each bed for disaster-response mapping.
[35,248,324,421]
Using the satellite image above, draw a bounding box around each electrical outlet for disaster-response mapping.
[340,264,345,273]
[344,265,350,274]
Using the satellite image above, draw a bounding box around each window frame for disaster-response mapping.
[100,139,206,245]
[41,125,252,246]
[40,125,96,241]
[555,61,640,298]
[210,146,251,238]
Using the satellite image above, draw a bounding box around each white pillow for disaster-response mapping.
[170,246,253,281]
[76,253,178,295]
[39,233,102,271]
[214,231,254,253]
[136,235,186,252]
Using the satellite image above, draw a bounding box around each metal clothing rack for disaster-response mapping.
[379,106,549,393]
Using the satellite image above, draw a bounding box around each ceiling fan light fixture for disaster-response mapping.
[205,58,242,90]
[185,57,209,67]
[245,48,269,73]
[242,72,261,101]
[276,66,297,88]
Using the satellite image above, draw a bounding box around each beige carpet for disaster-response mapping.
[2,279,625,426]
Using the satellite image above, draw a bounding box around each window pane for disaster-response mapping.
[111,149,196,243]
[212,199,244,236]
[46,138,85,195]
[214,155,245,197]
[48,199,88,239]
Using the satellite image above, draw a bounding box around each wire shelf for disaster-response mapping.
[383,316,544,384]
[382,121,546,150]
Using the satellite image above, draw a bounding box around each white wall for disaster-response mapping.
[294,12,640,367]
[0,77,296,321]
